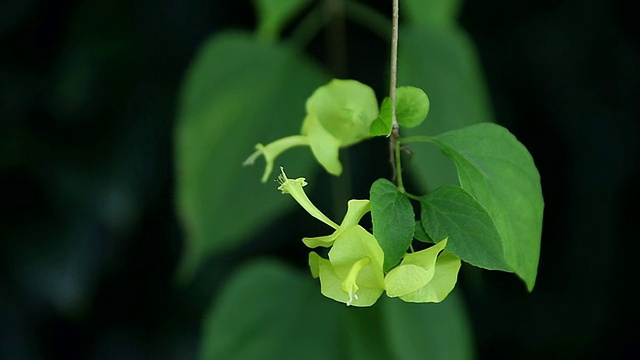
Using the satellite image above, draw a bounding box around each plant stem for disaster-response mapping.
[389,0,399,128]
[389,0,401,184]
[394,133,404,190]
[398,135,433,144]
[404,191,421,201]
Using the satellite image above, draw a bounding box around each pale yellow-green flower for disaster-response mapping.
[398,251,461,303]
[309,225,385,306]
[276,167,462,307]
[275,168,384,306]
[243,135,308,183]
[302,199,371,248]
[244,79,379,182]
[276,167,338,229]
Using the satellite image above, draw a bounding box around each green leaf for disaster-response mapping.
[254,0,312,41]
[369,97,392,137]
[343,306,395,360]
[403,0,462,28]
[200,260,344,360]
[370,87,429,135]
[175,32,327,281]
[421,185,511,271]
[413,220,434,243]
[431,123,544,290]
[369,179,415,272]
[399,25,493,190]
[395,86,430,128]
[381,291,475,360]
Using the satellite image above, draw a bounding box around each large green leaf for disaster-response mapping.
[421,185,510,271]
[175,32,327,280]
[200,260,344,360]
[381,292,475,360]
[403,0,463,28]
[399,25,493,190]
[343,306,395,360]
[431,123,543,290]
[201,261,473,360]
[370,179,415,272]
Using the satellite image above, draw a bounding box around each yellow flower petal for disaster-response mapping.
[277,167,338,229]
[400,251,461,303]
[302,199,371,248]
[243,135,308,183]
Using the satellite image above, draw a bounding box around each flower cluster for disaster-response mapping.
[277,168,461,307]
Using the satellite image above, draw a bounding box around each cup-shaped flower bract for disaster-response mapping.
[384,238,461,303]
[302,79,379,175]
[398,251,461,303]
[309,225,385,307]
[300,111,344,176]
[305,79,379,146]
[244,79,379,182]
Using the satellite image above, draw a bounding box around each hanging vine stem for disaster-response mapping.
[389,0,401,188]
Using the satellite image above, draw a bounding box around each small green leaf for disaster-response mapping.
[370,179,415,272]
[370,88,429,135]
[421,185,511,271]
[200,260,344,359]
[369,98,392,136]
[254,0,312,41]
[413,220,434,243]
[395,86,430,128]
[431,123,544,290]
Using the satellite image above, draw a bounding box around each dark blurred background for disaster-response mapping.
[1,0,638,359]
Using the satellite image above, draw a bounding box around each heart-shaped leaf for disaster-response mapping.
[431,123,543,290]
[421,185,510,271]
[370,179,415,272]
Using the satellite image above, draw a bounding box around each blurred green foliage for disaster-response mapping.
[2,0,638,359]
[176,1,483,358]
[175,32,326,280]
